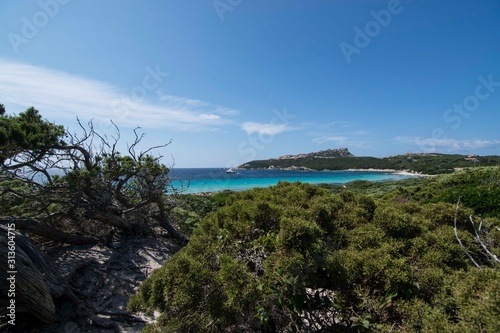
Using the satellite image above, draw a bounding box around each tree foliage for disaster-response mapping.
[0,106,187,244]
[0,105,188,325]
[0,107,65,165]
[130,172,500,332]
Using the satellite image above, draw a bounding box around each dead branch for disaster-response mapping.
[0,217,98,245]
[453,197,481,268]
[2,118,186,244]
[469,215,500,264]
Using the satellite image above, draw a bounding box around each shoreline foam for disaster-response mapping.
[344,168,430,177]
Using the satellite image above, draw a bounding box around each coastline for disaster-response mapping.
[238,166,430,177]
[344,168,430,177]
[180,168,428,195]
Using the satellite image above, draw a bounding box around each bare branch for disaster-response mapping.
[128,127,145,160]
[453,197,481,268]
[139,139,172,159]
[469,215,500,264]
[2,117,186,241]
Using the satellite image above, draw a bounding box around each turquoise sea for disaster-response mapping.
[170,168,418,194]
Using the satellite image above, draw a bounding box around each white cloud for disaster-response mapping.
[307,121,369,146]
[158,94,209,108]
[312,136,349,144]
[318,121,352,129]
[199,113,221,120]
[396,136,500,152]
[312,135,371,149]
[241,122,293,135]
[0,59,237,131]
[349,130,370,136]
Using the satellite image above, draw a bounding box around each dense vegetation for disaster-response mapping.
[2,104,499,331]
[130,167,500,332]
[0,106,186,243]
[325,168,500,219]
[171,191,232,236]
[241,153,499,175]
[0,105,189,327]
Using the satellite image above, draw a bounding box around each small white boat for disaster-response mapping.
[226,168,237,174]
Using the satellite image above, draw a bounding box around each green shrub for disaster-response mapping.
[130,175,500,332]
[278,216,323,254]
[374,205,422,238]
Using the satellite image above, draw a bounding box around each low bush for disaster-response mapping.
[130,169,500,332]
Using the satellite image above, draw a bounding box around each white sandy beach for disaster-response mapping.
[345,168,431,177]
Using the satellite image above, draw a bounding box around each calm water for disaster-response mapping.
[169,168,417,194]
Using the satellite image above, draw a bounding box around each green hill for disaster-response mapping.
[238,148,499,174]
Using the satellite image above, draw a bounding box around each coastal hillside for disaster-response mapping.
[270,147,354,160]
[2,106,499,332]
[130,167,500,332]
[238,148,500,174]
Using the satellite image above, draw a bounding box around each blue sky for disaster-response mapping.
[1,0,499,167]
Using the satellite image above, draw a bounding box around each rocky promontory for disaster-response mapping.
[238,148,354,170]
[270,148,354,160]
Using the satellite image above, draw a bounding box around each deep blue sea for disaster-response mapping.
[169,168,418,194]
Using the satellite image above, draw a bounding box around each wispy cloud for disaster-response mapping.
[396,136,500,152]
[316,121,353,129]
[310,121,371,149]
[199,113,221,120]
[241,122,294,135]
[158,94,239,116]
[0,59,238,131]
[312,136,349,144]
[312,135,370,149]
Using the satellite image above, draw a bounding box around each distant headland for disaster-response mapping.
[269,147,354,160]
[237,148,499,175]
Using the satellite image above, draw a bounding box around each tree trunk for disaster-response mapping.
[84,210,134,232]
[0,217,98,245]
[154,198,189,243]
[0,225,56,324]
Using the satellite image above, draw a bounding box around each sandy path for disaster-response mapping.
[38,236,180,333]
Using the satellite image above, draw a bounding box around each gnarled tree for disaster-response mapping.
[0,106,186,243]
[0,105,186,326]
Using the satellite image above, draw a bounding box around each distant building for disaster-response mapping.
[465,154,479,162]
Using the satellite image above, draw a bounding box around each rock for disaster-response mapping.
[272,148,354,160]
